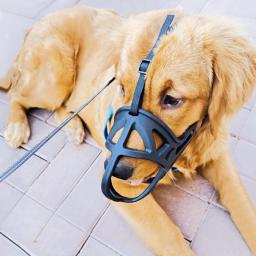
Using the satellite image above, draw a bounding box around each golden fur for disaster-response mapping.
[0,5,256,255]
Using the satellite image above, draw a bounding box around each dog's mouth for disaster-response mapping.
[126,172,156,186]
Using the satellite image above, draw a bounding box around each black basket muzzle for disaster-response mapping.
[101,106,197,203]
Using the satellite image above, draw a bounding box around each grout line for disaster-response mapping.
[25,193,54,212]
[208,198,227,212]
[21,134,68,162]
[239,172,256,183]
[34,0,58,18]
[91,237,123,256]
[230,133,256,148]
[75,204,112,256]
[173,183,213,204]
[2,180,25,194]
[56,202,110,233]
[0,186,25,227]
[75,204,126,256]
[50,150,102,211]
[4,160,50,194]
[21,160,50,191]
[190,203,212,246]
[190,201,211,242]
[0,8,36,20]
[28,111,53,123]
[0,232,32,256]
[23,150,102,242]
[198,0,211,13]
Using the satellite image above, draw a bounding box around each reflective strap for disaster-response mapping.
[104,105,114,139]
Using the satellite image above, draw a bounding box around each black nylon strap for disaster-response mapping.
[130,15,175,115]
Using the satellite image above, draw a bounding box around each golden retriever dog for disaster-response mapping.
[0,5,256,256]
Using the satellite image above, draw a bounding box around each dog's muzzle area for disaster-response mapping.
[102,106,197,203]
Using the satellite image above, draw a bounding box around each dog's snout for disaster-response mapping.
[114,162,133,180]
[105,159,133,180]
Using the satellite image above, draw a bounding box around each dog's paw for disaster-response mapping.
[4,122,30,148]
[65,118,85,145]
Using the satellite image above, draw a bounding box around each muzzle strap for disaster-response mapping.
[130,15,175,115]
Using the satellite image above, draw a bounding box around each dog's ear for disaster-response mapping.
[206,20,256,135]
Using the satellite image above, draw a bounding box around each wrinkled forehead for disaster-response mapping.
[150,48,212,99]
[118,33,213,100]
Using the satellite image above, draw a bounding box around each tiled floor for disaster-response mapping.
[0,0,255,255]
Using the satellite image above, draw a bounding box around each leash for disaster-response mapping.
[0,77,115,183]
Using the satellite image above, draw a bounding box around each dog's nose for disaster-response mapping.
[104,159,133,180]
[113,162,134,180]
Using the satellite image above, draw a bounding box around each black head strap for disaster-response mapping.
[130,15,175,115]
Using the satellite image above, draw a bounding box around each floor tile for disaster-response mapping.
[201,0,256,19]
[233,139,256,180]
[0,90,9,104]
[0,183,23,224]
[240,110,256,144]
[0,196,53,248]
[0,100,8,131]
[179,0,208,13]
[78,0,180,16]
[79,237,120,256]
[0,138,48,192]
[0,11,33,77]
[153,185,209,240]
[241,176,256,207]
[57,154,109,233]
[22,116,67,161]
[230,108,250,138]
[32,214,87,256]
[173,174,215,202]
[46,113,57,127]
[233,18,256,41]
[29,108,53,122]
[0,0,54,18]
[37,0,79,18]
[27,142,100,210]
[230,136,239,153]
[0,234,29,256]
[92,206,153,256]
[192,206,251,256]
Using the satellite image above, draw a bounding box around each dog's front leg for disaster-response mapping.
[202,152,256,254]
[112,180,194,256]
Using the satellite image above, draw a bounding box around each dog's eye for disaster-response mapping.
[162,95,183,108]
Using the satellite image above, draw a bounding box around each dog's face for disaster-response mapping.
[108,16,256,185]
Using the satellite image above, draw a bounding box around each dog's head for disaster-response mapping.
[109,15,256,185]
